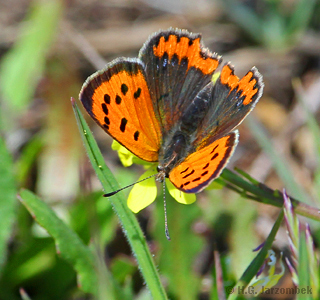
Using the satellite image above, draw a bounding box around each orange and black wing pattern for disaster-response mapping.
[139,28,221,135]
[193,63,263,149]
[169,132,238,193]
[79,58,161,162]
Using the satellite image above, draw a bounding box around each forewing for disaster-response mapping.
[193,64,263,149]
[139,28,221,135]
[79,58,161,162]
[169,132,238,193]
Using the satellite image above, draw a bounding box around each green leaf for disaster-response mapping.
[0,0,63,116]
[72,100,167,300]
[0,136,17,275]
[249,250,285,295]
[305,225,319,298]
[297,230,313,300]
[228,210,283,300]
[111,256,136,284]
[15,134,42,185]
[211,251,227,300]
[18,189,98,295]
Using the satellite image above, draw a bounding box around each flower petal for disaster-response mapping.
[127,168,157,213]
[112,141,152,167]
[112,141,134,167]
[167,180,196,204]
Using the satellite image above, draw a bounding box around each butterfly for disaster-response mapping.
[79,28,264,194]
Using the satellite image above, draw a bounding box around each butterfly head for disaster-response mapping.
[156,130,190,184]
[155,167,167,183]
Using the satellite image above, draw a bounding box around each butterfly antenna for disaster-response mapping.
[104,174,156,197]
[163,180,171,241]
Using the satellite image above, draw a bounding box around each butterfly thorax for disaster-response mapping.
[156,82,215,182]
[156,131,189,182]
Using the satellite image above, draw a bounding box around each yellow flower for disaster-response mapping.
[112,141,196,213]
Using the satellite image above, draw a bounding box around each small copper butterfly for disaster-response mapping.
[79,28,264,194]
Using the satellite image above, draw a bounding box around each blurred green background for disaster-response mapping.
[1,0,320,299]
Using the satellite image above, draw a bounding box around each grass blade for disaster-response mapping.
[72,99,167,300]
[0,0,62,114]
[297,230,313,300]
[0,136,17,274]
[220,169,320,221]
[18,189,98,295]
[228,210,283,299]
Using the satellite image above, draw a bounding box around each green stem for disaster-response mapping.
[72,99,167,300]
[228,210,284,299]
[220,169,320,222]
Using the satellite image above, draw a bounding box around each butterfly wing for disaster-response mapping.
[169,64,263,192]
[169,132,238,193]
[139,28,221,136]
[192,63,264,149]
[79,58,161,162]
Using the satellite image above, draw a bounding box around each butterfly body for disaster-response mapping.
[156,84,215,181]
[80,28,264,194]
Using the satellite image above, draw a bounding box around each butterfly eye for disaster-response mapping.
[157,165,170,177]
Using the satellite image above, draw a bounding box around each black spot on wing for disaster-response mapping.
[134,131,140,141]
[104,116,110,125]
[120,118,127,132]
[180,167,189,174]
[102,103,108,115]
[203,163,209,169]
[211,153,219,160]
[121,83,128,95]
[201,170,208,176]
[210,145,218,154]
[134,88,141,99]
[104,94,111,104]
[116,95,122,104]
[182,169,195,179]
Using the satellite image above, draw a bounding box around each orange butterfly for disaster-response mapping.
[80,28,264,194]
